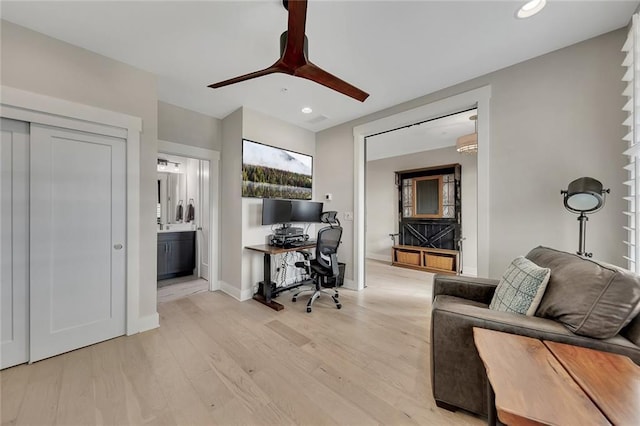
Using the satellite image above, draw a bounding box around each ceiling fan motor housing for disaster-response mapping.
[280,31,309,59]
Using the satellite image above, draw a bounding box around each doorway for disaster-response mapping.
[156,140,220,304]
[364,109,478,278]
[353,86,491,289]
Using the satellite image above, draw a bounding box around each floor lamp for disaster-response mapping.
[561,177,609,258]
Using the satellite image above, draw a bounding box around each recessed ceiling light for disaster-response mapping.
[301,107,313,114]
[516,0,546,19]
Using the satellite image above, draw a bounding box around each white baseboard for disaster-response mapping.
[135,312,159,334]
[208,278,221,292]
[219,280,254,301]
[366,253,391,263]
[341,278,359,291]
[461,266,478,277]
[240,287,254,301]
[219,280,241,300]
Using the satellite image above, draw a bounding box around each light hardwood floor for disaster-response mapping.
[158,276,209,304]
[1,260,483,425]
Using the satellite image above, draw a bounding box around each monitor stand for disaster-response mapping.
[274,223,303,237]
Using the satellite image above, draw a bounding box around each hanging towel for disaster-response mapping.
[186,202,195,222]
[176,203,183,222]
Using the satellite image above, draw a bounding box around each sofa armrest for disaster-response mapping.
[430,295,640,416]
[432,274,499,305]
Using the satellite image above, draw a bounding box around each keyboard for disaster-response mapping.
[288,240,312,247]
[282,239,316,248]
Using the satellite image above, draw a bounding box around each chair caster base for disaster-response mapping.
[337,304,342,309]
[306,307,312,313]
[292,297,297,302]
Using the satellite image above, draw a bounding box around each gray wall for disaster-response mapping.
[241,108,316,298]
[317,28,627,279]
[366,146,478,274]
[220,108,244,297]
[158,101,222,150]
[219,107,316,300]
[1,20,160,318]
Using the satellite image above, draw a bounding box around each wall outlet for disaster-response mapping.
[325,193,332,201]
[344,211,354,221]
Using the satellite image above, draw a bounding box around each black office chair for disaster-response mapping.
[293,212,343,313]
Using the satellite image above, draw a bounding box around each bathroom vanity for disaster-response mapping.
[157,229,196,280]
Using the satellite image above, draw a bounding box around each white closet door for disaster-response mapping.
[30,124,126,362]
[1,118,30,369]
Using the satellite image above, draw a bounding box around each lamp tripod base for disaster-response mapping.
[577,213,592,258]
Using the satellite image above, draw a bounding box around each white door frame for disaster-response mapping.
[158,139,220,291]
[353,86,492,290]
[0,86,144,335]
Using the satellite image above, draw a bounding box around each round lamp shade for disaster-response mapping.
[563,177,605,213]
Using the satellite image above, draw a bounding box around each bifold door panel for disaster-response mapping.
[0,118,30,369]
[29,124,126,363]
[0,119,127,368]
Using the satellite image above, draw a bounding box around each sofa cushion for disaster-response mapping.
[526,246,640,339]
[489,256,550,315]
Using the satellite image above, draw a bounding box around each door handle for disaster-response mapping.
[114,244,123,250]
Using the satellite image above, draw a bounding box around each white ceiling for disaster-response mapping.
[366,108,477,161]
[2,1,637,132]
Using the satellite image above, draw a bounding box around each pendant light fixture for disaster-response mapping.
[456,115,478,154]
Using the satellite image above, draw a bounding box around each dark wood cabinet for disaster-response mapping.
[157,231,196,280]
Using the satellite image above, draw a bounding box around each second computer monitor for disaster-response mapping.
[290,200,323,223]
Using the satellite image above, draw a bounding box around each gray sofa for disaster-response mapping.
[430,246,640,417]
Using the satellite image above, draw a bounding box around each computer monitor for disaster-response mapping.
[261,199,292,225]
[291,200,324,223]
[262,199,324,225]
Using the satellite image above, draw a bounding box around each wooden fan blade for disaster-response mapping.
[208,62,287,89]
[283,0,308,65]
[295,62,369,102]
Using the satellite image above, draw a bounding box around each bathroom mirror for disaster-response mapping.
[157,172,186,225]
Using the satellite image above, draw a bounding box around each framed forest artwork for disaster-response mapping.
[242,139,313,199]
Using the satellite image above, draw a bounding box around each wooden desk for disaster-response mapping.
[245,242,316,311]
[473,328,610,426]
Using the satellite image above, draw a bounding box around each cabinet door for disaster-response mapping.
[157,242,168,277]
[166,239,195,275]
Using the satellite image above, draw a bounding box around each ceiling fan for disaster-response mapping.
[208,0,369,102]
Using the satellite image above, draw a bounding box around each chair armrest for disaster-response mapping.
[294,250,312,275]
[432,274,499,305]
[296,250,312,260]
[330,253,339,277]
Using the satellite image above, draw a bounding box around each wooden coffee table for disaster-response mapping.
[545,341,640,426]
[473,328,640,426]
